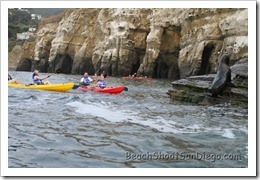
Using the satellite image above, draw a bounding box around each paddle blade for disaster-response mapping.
[72,84,80,89]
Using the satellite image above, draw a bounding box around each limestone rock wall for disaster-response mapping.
[15,8,248,79]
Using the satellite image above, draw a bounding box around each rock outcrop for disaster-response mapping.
[15,8,248,79]
[16,41,36,71]
[167,59,248,107]
[8,45,23,70]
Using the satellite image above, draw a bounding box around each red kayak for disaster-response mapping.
[78,85,125,94]
[123,76,152,80]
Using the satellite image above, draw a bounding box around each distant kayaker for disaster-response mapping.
[95,74,106,88]
[32,70,51,85]
[8,74,12,81]
[92,73,98,81]
[132,73,137,78]
[80,72,93,86]
[8,74,20,84]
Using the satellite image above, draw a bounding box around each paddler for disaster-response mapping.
[8,74,21,84]
[80,72,93,86]
[95,74,106,88]
[32,70,51,85]
[92,73,98,81]
[132,73,137,77]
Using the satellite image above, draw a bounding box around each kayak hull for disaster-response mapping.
[8,83,75,92]
[79,85,125,94]
[123,76,152,80]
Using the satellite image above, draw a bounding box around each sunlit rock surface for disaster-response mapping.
[15,8,247,79]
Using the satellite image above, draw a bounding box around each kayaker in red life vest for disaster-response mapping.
[80,72,93,86]
[32,70,51,85]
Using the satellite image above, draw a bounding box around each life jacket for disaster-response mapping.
[8,75,12,81]
[98,80,106,88]
[32,73,42,84]
[82,76,90,85]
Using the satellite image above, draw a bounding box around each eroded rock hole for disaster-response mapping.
[75,58,95,75]
[198,44,214,75]
[132,50,144,75]
[16,58,32,71]
[153,60,169,78]
[152,25,181,78]
[131,60,140,75]
[61,55,73,74]
[53,54,73,74]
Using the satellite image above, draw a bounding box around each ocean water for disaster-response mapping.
[8,71,248,168]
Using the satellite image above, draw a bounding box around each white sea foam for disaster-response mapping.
[221,129,235,139]
[66,101,238,137]
[67,101,130,122]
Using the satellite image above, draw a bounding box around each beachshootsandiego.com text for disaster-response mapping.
[125,151,242,162]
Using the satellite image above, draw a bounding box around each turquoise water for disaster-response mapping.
[8,71,248,168]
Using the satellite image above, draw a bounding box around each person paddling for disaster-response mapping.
[92,73,98,81]
[8,74,12,81]
[80,72,93,87]
[8,74,21,84]
[95,74,106,88]
[32,70,50,85]
[132,73,137,78]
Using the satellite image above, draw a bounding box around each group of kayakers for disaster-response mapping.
[80,72,107,88]
[8,70,107,88]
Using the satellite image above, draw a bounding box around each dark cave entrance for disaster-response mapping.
[152,25,181,78]
[80,58,95,75]
[131,59,141,75]
[153,61,169,78]
[16,58,32,71]
[107,64,112,76]
[132,49,145,76]
[32,60,49,72]
[198,44,215,75]
[61,55,73,74]
[153,52,179,79]
[54,54,73,74]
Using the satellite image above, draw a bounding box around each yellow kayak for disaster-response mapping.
[8,82,75,92]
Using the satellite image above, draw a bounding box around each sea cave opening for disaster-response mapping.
[198,44,215,75]
[54,54,73,74]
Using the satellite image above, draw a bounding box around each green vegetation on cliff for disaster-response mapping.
[8,9,32,51]
[8,9,32,39]
[8,8,66,52]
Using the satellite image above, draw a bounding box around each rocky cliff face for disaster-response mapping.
[15,8,248,79]
[8,45,23,70]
